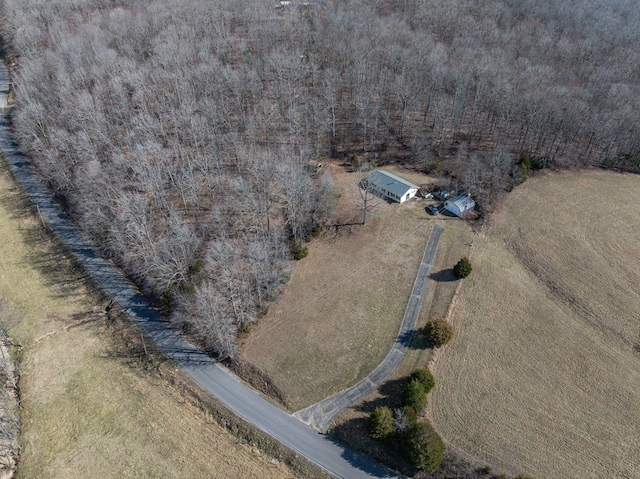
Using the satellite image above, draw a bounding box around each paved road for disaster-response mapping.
[295,225,444,432]
[0,63,398,479]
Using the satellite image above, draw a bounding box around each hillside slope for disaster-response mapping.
[429,170,640,478]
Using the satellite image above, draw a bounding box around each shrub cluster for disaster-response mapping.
[367,368,444,472]
[402,368,435,414]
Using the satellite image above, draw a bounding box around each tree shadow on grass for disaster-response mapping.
[430,267,457,282]
[20,223,98,301]
[355,377,408,413]
[0,166,98,303]
[406,326,438,351]
[3,160,125,305]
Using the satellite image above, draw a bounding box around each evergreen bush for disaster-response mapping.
[401,421,445,472]
[453,257,472,278]
[424,319,454,347]
[410,368,435,394]
[367,406,395,442]
[402,379,427,414]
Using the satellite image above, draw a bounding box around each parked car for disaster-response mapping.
[427,205,439,215]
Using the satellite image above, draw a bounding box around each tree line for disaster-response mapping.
[1,0,638,357]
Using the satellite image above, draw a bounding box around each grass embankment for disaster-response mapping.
[0,165,326,478]
[429,170,640,478]
[242,163,473,411]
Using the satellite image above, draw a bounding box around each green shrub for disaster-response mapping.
[424,319,454,347]
[160,288,175,310]
[351,153,360,170]
[453,256,472,279]
[292,244,308,260]
[188,259,204,276]
[410,368,435,394]
[367,406,395,442]
[401,421,444,472]
[309,223,322,238]
[402,379,427,414]
[519,153,531,182]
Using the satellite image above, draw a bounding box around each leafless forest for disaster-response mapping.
[1,0,638,358]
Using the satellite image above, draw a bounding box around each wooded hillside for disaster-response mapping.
[2,0,638,358]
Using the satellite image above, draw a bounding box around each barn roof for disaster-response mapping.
[365,170,419,198]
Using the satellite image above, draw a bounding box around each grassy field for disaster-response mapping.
[0,168,305,479]
[241,163,473,410]
[428,170,640,478]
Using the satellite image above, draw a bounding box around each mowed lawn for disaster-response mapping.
[0,171,295,479]
[242,164,451,410]
[428,170,640,478]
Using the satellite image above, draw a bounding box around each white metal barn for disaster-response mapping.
[362,170,419,204]
[444,194,476,217]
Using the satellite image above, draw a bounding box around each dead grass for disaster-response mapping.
[0,170,299,479]
[428,169,640,479]
[241,162,472,410]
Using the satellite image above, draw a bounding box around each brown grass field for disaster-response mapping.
[428,170,640,479]
[0,169,303,479]
[241,163,474,410]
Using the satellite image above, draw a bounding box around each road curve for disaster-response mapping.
[0,62,398,479]
[295,225,444,432]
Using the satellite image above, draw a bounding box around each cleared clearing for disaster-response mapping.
[0,170,296,479]
[242,163,465,410]
[429,170,640,479]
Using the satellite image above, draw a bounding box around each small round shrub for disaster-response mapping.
[410,368,435,394]
[424,319,454,347]
[367,406,395,442]
[402,379,427,414]
[401,421,445,472]
[453,256,472,279]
